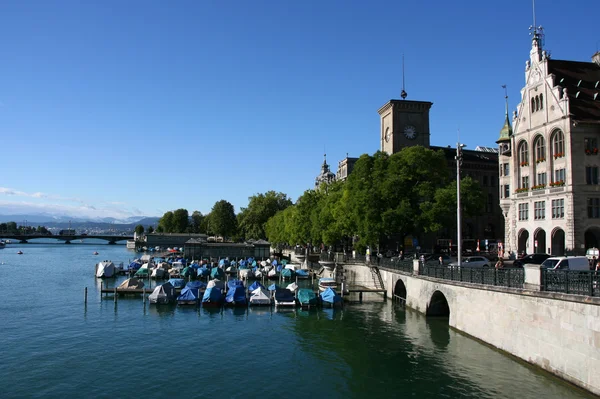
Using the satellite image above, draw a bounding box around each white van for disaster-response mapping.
[540,256,590,271]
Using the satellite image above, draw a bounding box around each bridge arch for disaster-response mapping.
[393,279,407,301]
[426,290,450,317]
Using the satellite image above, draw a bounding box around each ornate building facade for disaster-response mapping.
[498,27,600,255]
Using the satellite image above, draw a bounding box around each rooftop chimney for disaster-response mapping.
[593,51,600,66]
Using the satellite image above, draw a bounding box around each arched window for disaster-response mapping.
[552,130,564,157]
[539,93,544,109]
[535,96,540,112]
[518,141,529,165]
[531,98,535,112]
[534,135,546,161]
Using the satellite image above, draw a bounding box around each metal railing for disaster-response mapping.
[541,269,599,297]
[419,262,524,289]
[377,258,414,273]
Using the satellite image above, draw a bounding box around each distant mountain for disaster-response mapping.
[0,213,159,226]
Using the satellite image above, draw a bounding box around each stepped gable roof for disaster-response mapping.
[548,59,600,123]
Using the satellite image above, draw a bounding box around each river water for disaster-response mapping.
[0,242,595,398]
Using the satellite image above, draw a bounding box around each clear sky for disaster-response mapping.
[1,0,598,220]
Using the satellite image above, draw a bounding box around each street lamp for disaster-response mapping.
[456,143,466,267]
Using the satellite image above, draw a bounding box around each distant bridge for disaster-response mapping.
[0,233,132,244]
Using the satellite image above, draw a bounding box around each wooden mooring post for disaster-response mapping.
[114,287,117,303]
[84,287,88,304]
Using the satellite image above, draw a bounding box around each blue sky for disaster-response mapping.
[0,0,598,220]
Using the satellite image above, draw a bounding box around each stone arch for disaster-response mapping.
[518,229,529,255]
[393,279,407,301]
[534,228,547,254]
[584,227,600,250]
[426,290,450,317]
[551,227,565,256]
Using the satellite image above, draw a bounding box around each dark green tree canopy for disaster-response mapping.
[134,224,145,235]
[238,191,292,240]
[209,200,237,238]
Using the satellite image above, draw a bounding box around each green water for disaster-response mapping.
[0,242,594,398]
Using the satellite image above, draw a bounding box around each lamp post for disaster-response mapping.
[456,143,466,267]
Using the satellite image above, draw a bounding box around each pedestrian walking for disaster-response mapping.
[495,258,504,269]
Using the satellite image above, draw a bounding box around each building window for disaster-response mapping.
[521,176,529,189]
[503,163,509,176]
[519,203,529,221]
[518,141,529,166]
[587,198,600,218]
[539,94,544,109]
[483,175,488,186]
[534,136,546,162]
[536,172,547,186]
[486,193,493,213]
[552,130,564,158]
[552,199,564,219]
[585,138,598,155]
[503,184,510,198]
[534,201,545,220]
[554,168,566,183]
[586,166,599,185]
[531,97,535,112]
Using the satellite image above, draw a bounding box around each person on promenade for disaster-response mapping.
[438,256,444,265]
[495,257,504,269]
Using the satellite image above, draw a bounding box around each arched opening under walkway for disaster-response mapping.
[426,290,450,317]
[518,229,529,255]
[393,279,407,301]
[551,228,565,256]
[534,228,547,254]
[585,227,600,250]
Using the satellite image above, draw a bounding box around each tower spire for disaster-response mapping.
[400,54,407,100]
[497,85,512,143]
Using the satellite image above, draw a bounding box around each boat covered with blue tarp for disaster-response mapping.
[227,279,245,290]
[281,268,294,279]
[210,267,225,280]
[177,286,200,305]
[186,281,207,290]
[274,288,296,307]
[197,267,210,277]
[320,287,342,307]
[249,281,265,293]
[202,287,223,306]
[168,278,186,289]
[295,269,309,279]
[225,286,247,306]
[298,288,318,306]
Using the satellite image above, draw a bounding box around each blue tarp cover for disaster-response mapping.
[219,259,230,267]
[198,267,210,277]
[298,288,317,305]
[275,288,295,302]
[296,269,309,276]
[268,283,278,291]
[182,267,194,278]
[225,286,247,304]
[227,279,245,290]
[239,260,248,269]
[211,267,225,280]
[190,263,200,269]
[177,286,199,302]
[272,260,278,266]
[281,268,294,278]
[320,287,342,304]
[202,287,223,303]
[249,281,265,292]
[186,281,207,289]
[168,278,186,289]
[129,262,142,270]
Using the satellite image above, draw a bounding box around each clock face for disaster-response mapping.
[403,125,417,140]
[384,128,391,142]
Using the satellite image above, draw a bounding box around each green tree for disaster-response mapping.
[190,211,204,233]
[209,200,237,238]
[158,211,174,233]
[134,224,145,235]
[147,225,154,234]
[172,208,189,233]
[6,222,17,233]
[238,191,293,240]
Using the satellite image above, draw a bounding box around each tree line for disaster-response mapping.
[0,222,51,235]
[149,146,484,252]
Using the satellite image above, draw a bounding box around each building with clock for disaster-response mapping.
[498,26,600,256]
[330,94,504,252]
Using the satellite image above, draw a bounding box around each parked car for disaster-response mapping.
[449,256,491,268]
[540,256,589,271]
[425,254,453,265]
[512,253,551,268]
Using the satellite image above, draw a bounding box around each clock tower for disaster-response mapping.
[378,99,433,154]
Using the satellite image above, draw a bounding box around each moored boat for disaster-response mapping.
[319,287,342,308]
[274,288,297,307]
[249,287,271,306]
[298,288,319,307]
[148,282,176,304]
[202,286,224,307]
[95,260,116,278]
[318,277,337,292]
